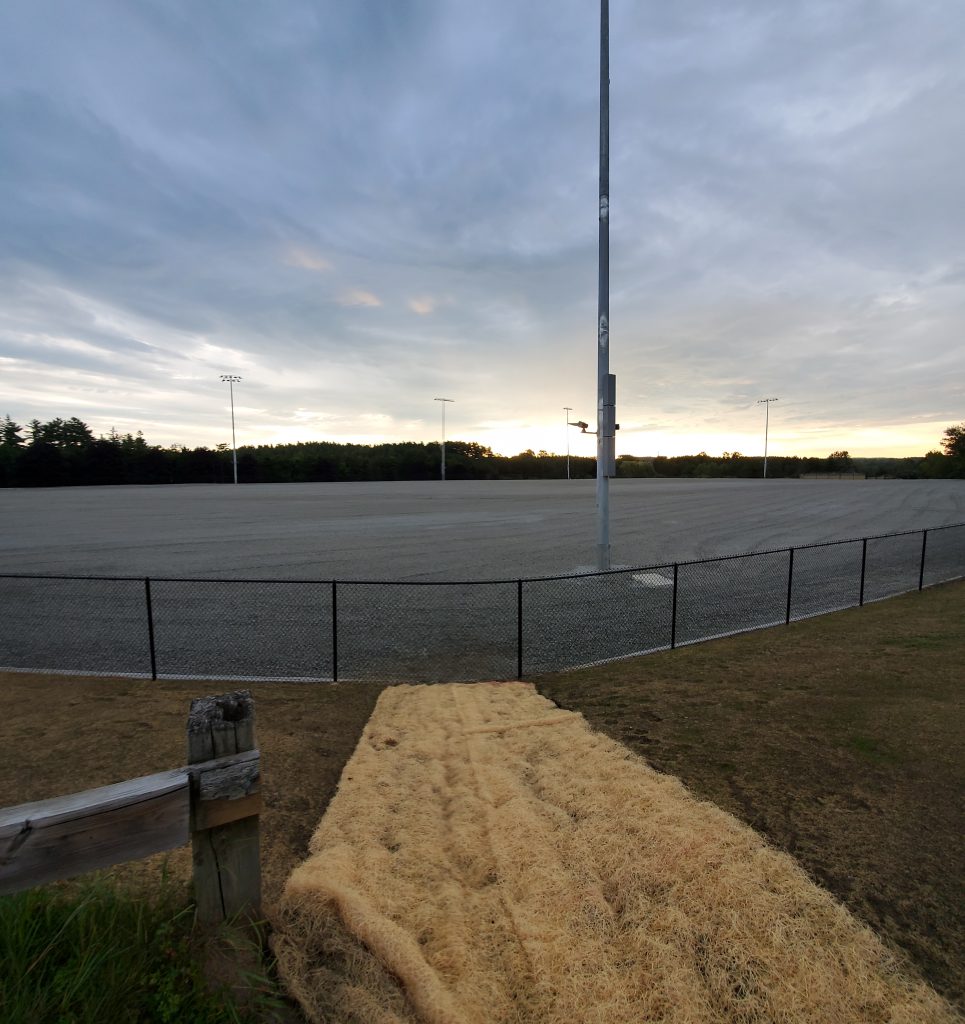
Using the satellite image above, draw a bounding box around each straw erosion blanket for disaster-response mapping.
[274,682,956,1024]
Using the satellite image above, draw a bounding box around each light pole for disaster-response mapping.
[595,0,614,570]
[564,406,573,480]
[758,397,779,479]
[220,375,242,485]
[434,397,453,481]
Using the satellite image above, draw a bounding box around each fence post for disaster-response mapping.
[331,580,338,683]
[859,538,868,606]
[187,691,261,925]
[144,578,157,680]
[516,580,523,679]
[918,530,928,590]
[670,563,679,650]
[785,548,794,625]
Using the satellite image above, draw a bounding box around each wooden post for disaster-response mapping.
[187,690,261,925]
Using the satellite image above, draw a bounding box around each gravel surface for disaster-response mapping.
[2,479,963,682]
[1,478,963,581]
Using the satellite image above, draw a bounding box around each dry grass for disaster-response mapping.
[274,682,956,1024]
[535,580,965,1005]
[0,674,387,906]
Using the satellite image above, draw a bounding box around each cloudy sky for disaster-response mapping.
[1,0,963,458]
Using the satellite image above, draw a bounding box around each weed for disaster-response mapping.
[0,876,272,1024]
[846,735,901,764]
[883,635,947,651]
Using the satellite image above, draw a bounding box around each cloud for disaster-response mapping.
[284,247,333,272]
[407,297,436,315]
[0,0,962,458]
[338,289,382,308]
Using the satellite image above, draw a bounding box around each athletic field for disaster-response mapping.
[2,478,963,682]
[2,478,963,580]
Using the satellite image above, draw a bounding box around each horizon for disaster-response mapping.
[5,411,946,462]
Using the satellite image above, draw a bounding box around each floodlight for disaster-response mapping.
[434,398,454,481]
[220,375,243,484]
[757,398,779,479]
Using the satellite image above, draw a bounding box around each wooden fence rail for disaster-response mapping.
[0,690,262,923]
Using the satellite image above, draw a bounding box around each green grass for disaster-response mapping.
[846,734,902,765]
[0,876,282,1024]
[882,634,949,651]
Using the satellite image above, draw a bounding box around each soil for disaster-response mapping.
[535,581,965,1009]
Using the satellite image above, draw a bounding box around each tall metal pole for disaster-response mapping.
[564,406,572,480]
[758,397,779,479]
[434,397,453,481]
[597,0,611,570]
[220,374,242,485]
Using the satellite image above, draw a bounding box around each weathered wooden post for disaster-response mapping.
[187,690,262,925]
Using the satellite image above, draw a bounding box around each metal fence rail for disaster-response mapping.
[1,522,963,683]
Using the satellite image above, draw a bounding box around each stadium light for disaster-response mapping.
[758,397,779,479]
[220,374,242,485]
[564,406,573,480]
[434,398,454,481]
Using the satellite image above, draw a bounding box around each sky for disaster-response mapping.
[1,1,963,459]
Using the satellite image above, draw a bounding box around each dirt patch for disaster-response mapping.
[0,674,388,906]
[535,580,965,1009]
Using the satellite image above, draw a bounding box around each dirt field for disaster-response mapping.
[1,581,962,1011]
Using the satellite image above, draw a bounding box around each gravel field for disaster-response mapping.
[1,478,964,581]
[2,479,963,681]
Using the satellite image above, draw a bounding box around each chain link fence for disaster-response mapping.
[1,522,962,683]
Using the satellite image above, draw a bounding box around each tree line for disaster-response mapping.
[1,415,963,487]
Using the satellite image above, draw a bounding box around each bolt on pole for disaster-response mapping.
[434,398,453,481]
[220,375,242,485]
[596,0,612,571]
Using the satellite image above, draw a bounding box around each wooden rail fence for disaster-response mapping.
[0,690,262,923]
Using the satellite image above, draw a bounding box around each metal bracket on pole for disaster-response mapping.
[602,373,617,478]
[572,374,617,476]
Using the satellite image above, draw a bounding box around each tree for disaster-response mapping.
[827,450,853,472]
[60,417,94,447]
[1,415,24,447]
[941,423,965,459]
[42,417,66,444]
